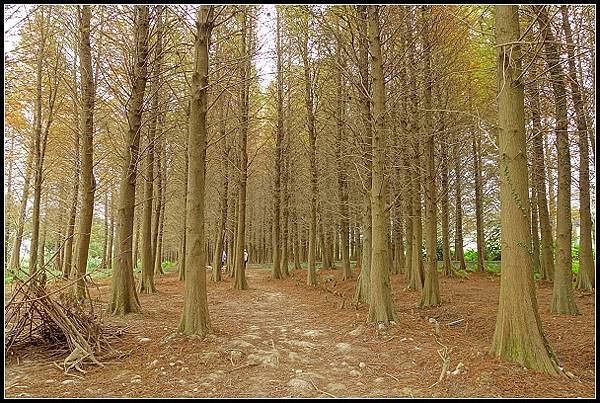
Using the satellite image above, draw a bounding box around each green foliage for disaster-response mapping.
[485,226,502,261]
[436,241,444,261]
[464,249,477,262]
[162,261,176,272]
[571,242,579,260]
[572,260,579,274]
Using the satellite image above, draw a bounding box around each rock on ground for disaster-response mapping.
[287,378,313,393]
[335,343,352,354]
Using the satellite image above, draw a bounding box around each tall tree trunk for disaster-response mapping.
[367,5,397,323]
[440,120,452,276]
[545,134,556,239]
[107,191,114,271]
[473,132,486,272]
[74,4,96,300]
[154,137,166,275]
[454,141,466,270]
[536,5,579,315]
[101,192,109,270]
[281,147,290,276]
[179,147,189,281]
[8,145,34,275]
[298,7,318,286]
[409,148,424,290]
[133,211,140,269]
[139,127,156,291]
[211,91,228,282]
[54,203,65,273]
[334,22,351,280]
[419,5,440,307]
[531,186,541,274]
[407,6,423,290]
[28,9,48,279]
[402,152,414,283]
[353,5,373,303]
[271,6,284,280]
[528,62,554,281]
[63,60,80,279]
[154,168,166,275]
[5,136,15,267]
[560,5,594,290]
[139,5,163,292]
[293,218,301,270]
[490,5,560,374]
[107,5,149,315]
[233,7,251,290]
[179,5,214,334]
[37,204,47,275]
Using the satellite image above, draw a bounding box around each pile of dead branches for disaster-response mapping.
[5,271,125,374]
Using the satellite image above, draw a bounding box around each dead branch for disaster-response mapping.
[309,378,337,398]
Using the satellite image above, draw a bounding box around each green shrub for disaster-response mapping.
[571,243,580,260]
[572,260,579,274]
[485,226,502,261]
[464,249,477,262]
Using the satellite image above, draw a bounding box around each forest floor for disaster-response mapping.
[4,264,596,398]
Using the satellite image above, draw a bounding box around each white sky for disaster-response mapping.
[255,4,277,90]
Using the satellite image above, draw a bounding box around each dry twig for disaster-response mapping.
[309,378,337,398]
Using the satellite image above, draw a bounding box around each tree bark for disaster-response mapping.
[536,5,579,314]
[336,35,351,280]
[179,5,214,335]
[28,8,49,279]
[234,7,251,290]
[271,7,284,280]
[211,78,228,282]
[440,118,452,276]
[154,137,166,275]
[454,141,466,270]
[353,5,373,304]
[473,133,486,272]
[107,192,114,271]
[490,5,560,374]
[179,147,189,281]
[367,5,397,323]
[560,5,594,290]
[8,144,34,275]
[531,186,541,274]
[419,5,440,307]
[139,6,163,293]
[527,62,554,281]
[297,6,318,286]
[107,5,150,315]
[74,4,96,300]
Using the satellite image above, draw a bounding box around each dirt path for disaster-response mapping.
[5,266,595,398]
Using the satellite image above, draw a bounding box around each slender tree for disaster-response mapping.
[367,5,397,323]
[419,5,440,307]
[560,5,594,290]
[353,5,373,302]
[233,6,251,290]
[74,4,96,300]
[107,5,150,315]
[536,5,579,315]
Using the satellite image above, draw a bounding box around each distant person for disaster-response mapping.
[221,250,227,273]
[243,248,249,269]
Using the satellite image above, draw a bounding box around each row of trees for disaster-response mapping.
[4,4,595,375]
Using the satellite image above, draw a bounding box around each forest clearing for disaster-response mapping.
[3,4,597,399]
